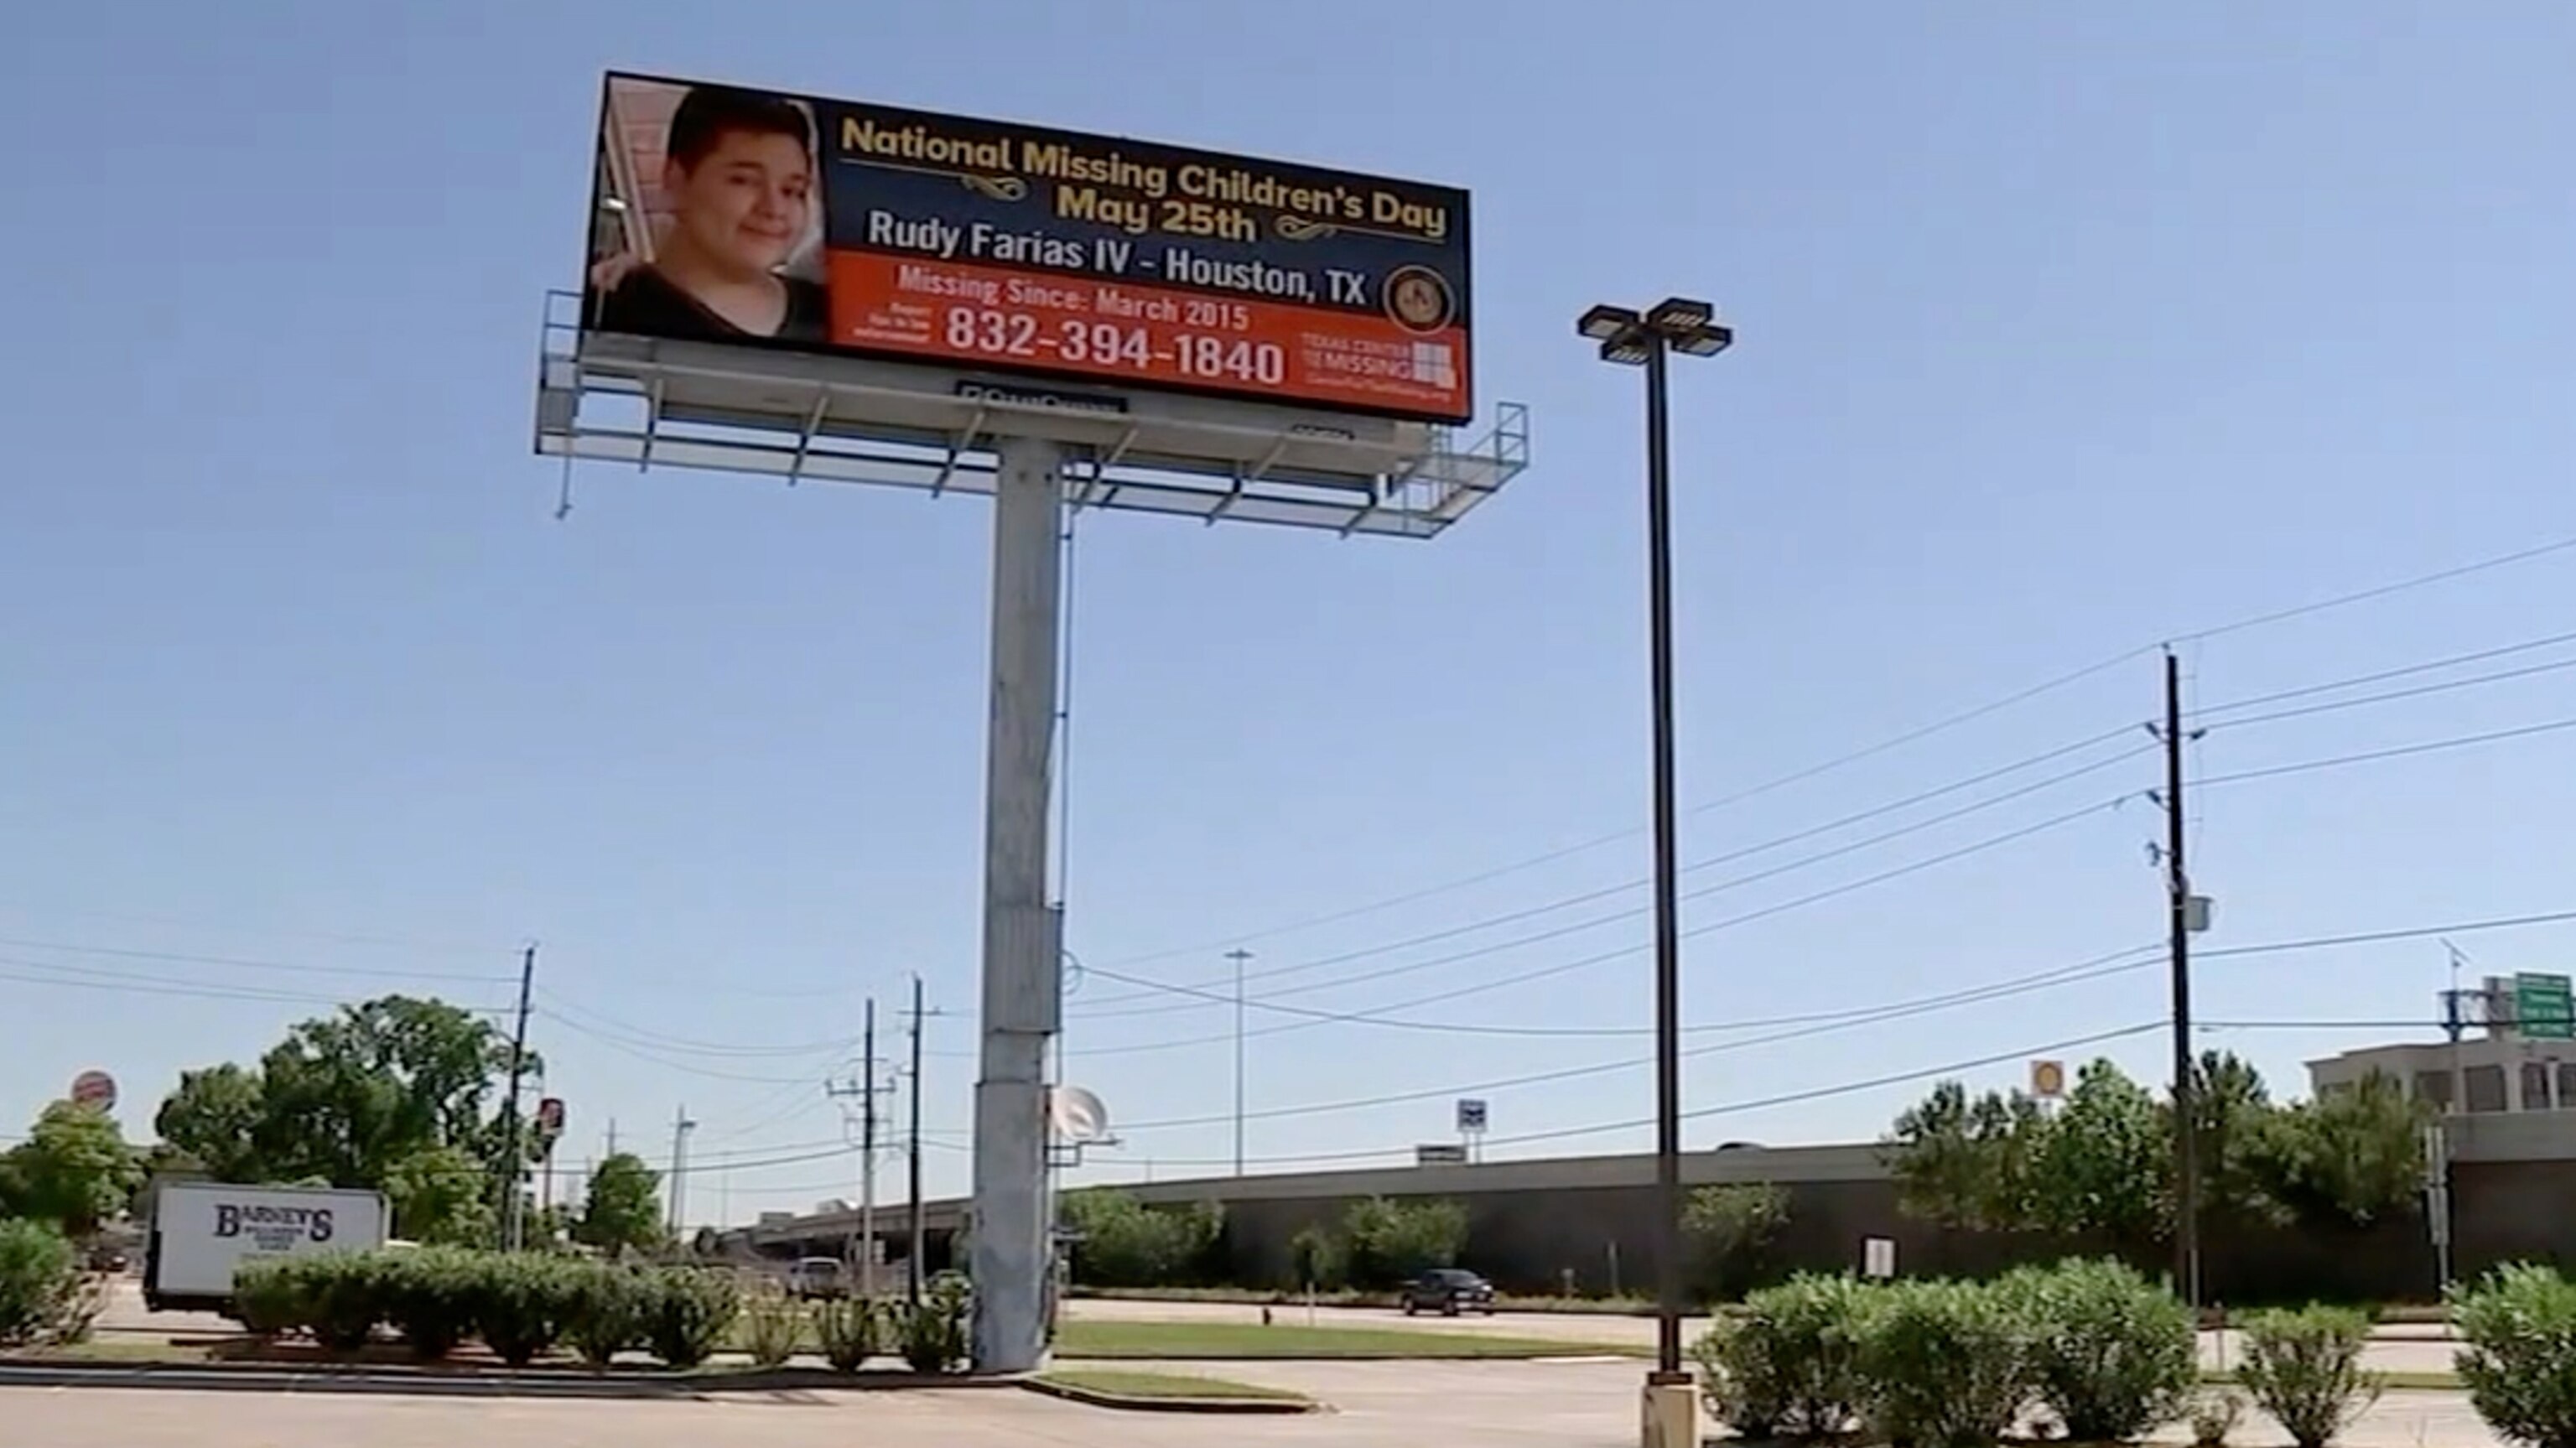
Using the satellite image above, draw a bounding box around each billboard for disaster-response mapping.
[584,73,1473,423]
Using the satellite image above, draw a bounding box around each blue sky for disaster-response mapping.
[3,3,2572,1223]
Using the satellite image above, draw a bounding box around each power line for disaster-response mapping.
[0,955,510,1014]
[1082,529,2576,981]
[1109,903,2576,1136]
[1072,793,2132,1054]
[532,989,864,1059]
[2203,654,2576,733]
[1076,727,2151,1014]
[1127,1022,2168,1172]
[532,1009,854,1085]
[1083,631,2576,1020]
[2195,625,2576,719]
[1110,944,2166,1134]
[0,935,511,984]
[2199,714,2576,788]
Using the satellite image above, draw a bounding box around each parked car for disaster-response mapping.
[785,1256,848,1300]
[1400,1268,1495,1316]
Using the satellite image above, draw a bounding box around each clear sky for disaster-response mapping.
[3,3,2572,1225]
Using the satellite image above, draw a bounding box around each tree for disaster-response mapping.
[1683,1182,1789,1301]
[6,1103,143,1238]
[383,1144,497,1247]
[1060,1189,1225,1288]
[2262,1070,2426,1226]
[150,995,528,1193]
[575,1152,666,1256]
[1884,1082,2052,1231]
[2027,1061,2165,1243]
[2186,1050,2291,1224]
[1288,1223,1344,1290]
[1340,1197,1469,1288]
[153,1064,269,1183]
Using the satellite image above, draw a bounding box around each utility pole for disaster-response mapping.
[1227,948,1253,1176]
[2161,649,2201,1309]
[906,973,929,1307]
[666,1104,697,1238]
[496,944,538,1252]
[827,1001,886,1300]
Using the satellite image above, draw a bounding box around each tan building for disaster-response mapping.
[2307,973,2576,1114]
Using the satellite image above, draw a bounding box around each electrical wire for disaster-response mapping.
[1080,528,2576,981]
[2203,655,2576,733]
[1082,631,2576,1019]
[1108,944,2166,1133]
[1124,1021,2168,1171]
[0,935,512,984]
[1068,795,2132,1054]
[2199,714,2576,788]
[1110,903,2576,1136]
[1075,726,2150,1014]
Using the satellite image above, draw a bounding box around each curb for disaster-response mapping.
[0,1357,1019,1398]
[1024,1378,1319,1414]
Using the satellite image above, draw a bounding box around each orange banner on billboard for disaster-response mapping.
[825,253,1467,420]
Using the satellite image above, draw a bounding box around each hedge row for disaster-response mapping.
[0,1217,103,1349]
[1693,1259,2384,1448]
[231,1248,975,1373]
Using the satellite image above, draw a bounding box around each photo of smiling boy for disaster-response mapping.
[589,81,828,344]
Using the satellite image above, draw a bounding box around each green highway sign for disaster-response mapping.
[2516,973,2574,1041]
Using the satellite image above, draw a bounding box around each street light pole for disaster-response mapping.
[1577,298,1732,1441]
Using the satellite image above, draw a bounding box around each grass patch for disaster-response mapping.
[1037,1368,1309,1402]
[1052,1320,1644,1360]
[2201,1368,2460,1393]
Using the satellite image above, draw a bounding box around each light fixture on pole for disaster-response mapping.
[1577,295,1732,1447]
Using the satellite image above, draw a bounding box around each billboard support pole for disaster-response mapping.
[970,433,1067,1375]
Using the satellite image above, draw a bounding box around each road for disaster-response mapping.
[0,1368,2511,1448]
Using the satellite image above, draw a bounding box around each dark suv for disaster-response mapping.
[1400,1268,1496,1316]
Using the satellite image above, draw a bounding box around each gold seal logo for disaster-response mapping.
[1384,266,1454,334]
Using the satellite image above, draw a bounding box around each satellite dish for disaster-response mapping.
[1050,1086,1109,1144]
[68,1071,117,1112]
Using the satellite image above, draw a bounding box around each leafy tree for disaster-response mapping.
[575,1152,667,1257]
[384,1144,497,1247]
[1340,1196,1468,1288]
[2028,1061,2166,1243]
[2262,1070,2426,1226]
[1884,1082,2052,1231]
[153,1064,269,1182]
[1060,1189,1225,1288]
[1684,1182,1789,1301]
[5,1103,143,1238]
[1288,1223,1344,1290]
[2185,1050,2291,1224]
[150,995,528,1193]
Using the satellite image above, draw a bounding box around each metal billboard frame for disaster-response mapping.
[532,288,1530,1373]
[538,293,1524,537]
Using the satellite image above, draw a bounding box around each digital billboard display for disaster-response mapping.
[584,73,1473,423]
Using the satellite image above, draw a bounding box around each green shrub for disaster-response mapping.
[2190,1388,2246,1447]
[471,1253,576,1367]
[816,1296,880,1372]
[564,1264,650,1367]
[230,1257,302,1337]
[2236,1306,2381,1448]
[300,1253,385,1352]
[2453,1264,2576,1448]
[2003,1258,2196,1441]
[643,1266,738,1368]
[897,1272,972,1373]
[377,1247,482,1360]
[1857,1279,2029,1448]
[0,1217,86,1347]
[741,1288,804,1368]
[1691,1274,1874,1440]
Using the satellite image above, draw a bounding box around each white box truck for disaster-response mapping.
[144,1182,388,1312]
